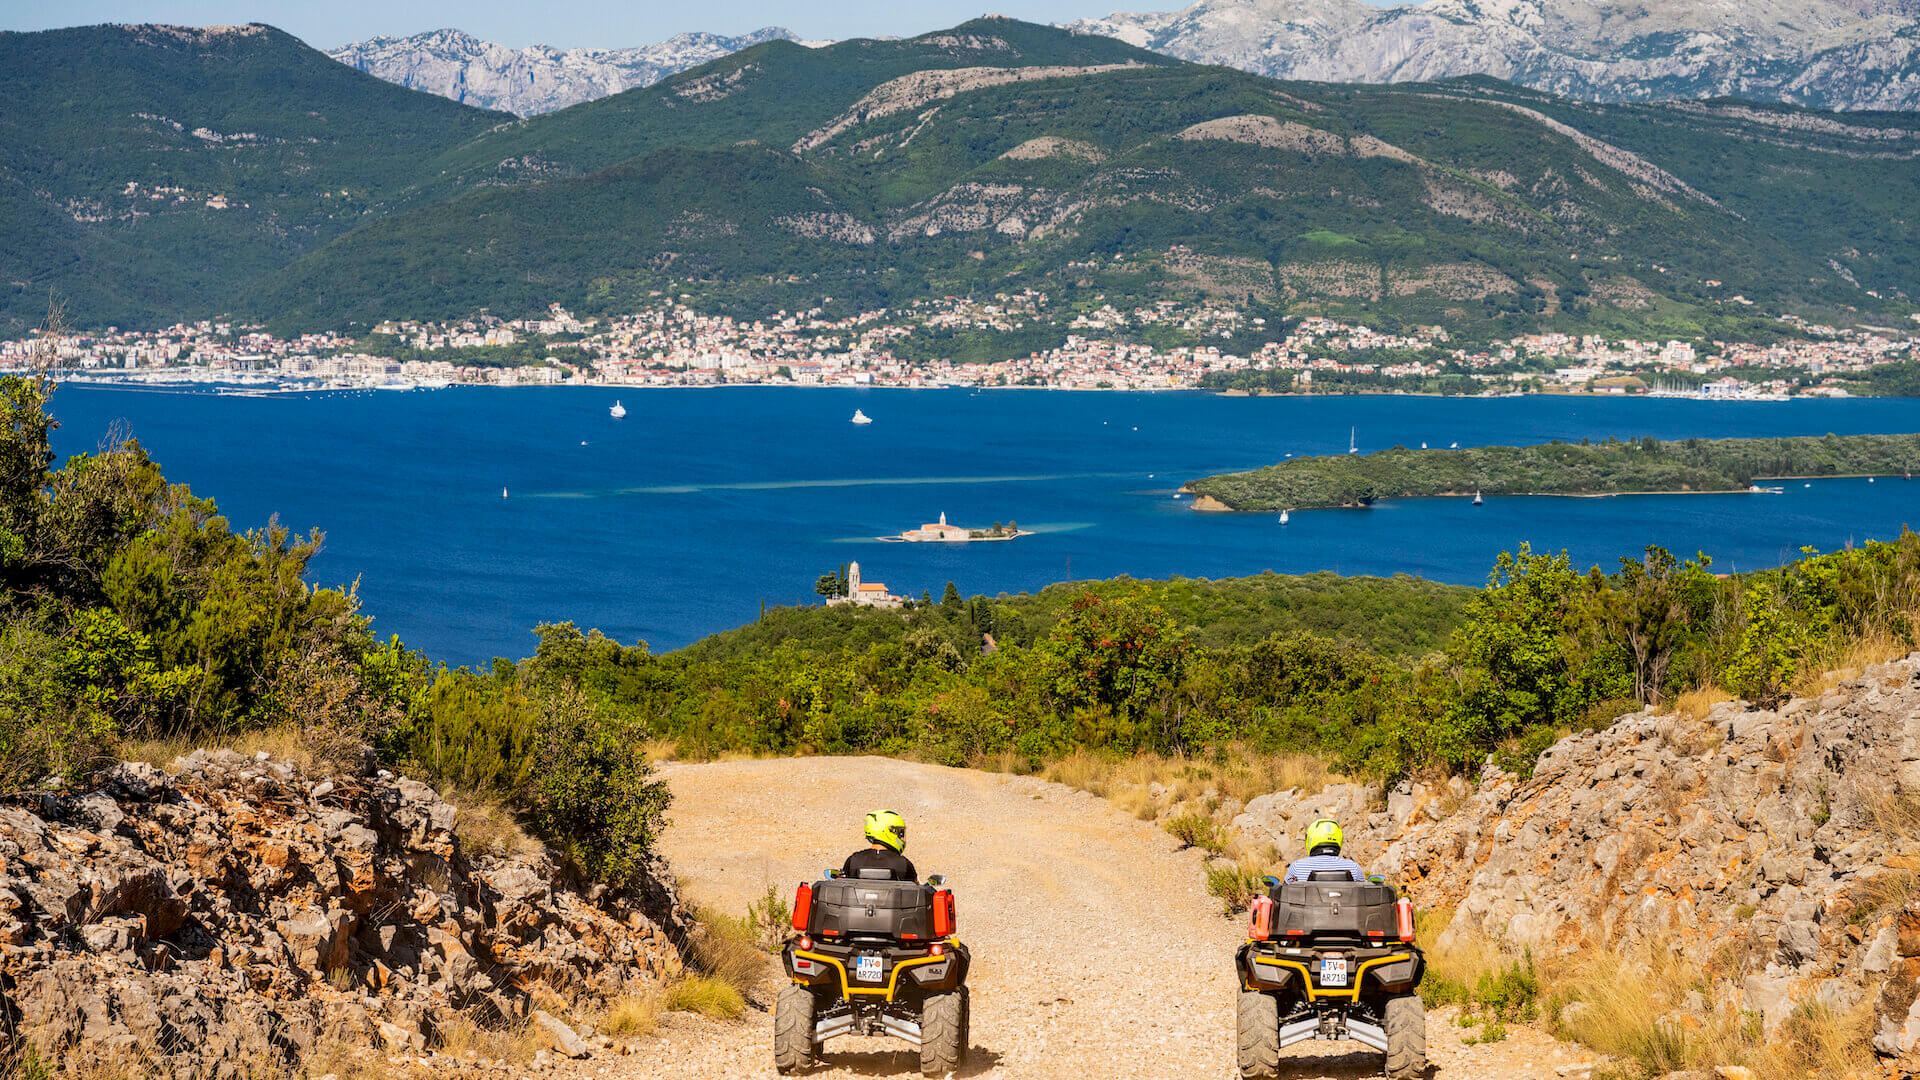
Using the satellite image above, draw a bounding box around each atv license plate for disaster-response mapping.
[855,955,884,983]
[1320,956,1348,987]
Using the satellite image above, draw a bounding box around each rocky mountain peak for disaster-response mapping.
[1066,0,1920,109]
[327,25,807,115]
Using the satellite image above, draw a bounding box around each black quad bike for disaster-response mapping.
[1235,874,1427,1080]
[776,870,972,1076]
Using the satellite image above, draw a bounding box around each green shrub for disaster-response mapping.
[1164,812,1227,854]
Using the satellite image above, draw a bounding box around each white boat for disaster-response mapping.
[371,377,414,391]
[1450,441,1459,449]
[1473,491,1483,506]
[501,487,508,499]
[851,409,873,425]
[610,400,627,419]
[1421,442,1428,450]
[1279,510,1290,525]
[1348,427,1358,454]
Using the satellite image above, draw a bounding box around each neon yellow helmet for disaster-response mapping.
[865,809,907,852]
[1305,818,1343,853]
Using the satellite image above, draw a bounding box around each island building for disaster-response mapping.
[901,512,971,543]
[830,561,903,609]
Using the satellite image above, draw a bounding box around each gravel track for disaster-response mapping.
[583,756,1588,1080]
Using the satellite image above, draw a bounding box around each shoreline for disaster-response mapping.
[1186,475,1913,512]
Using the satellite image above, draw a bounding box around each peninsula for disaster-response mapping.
[881,513,1029,543]
[1185,432,1920,512]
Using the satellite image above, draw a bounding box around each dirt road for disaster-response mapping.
[595,756,1588,1080]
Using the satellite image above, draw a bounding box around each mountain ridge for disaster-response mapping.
[1068,0,1920,111]
[327,25,812,115]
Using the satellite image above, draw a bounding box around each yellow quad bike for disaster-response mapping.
[777,870,971,1076]
[1235,874,1427,1080]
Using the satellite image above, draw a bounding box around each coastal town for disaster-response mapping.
[6,291,1919,398]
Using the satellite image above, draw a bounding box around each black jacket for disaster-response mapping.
[842,846,917,882]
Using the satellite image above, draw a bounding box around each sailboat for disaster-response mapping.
[1472,491,1483,506]
[1279,510,1290,525]
[1421,442,1428,450]
[501,487,509,499]
[851,409,873,425]
[609,400,627,419]
[1348,427,1358,454]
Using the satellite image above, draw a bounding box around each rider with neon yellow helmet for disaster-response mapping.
[841,809,918,882]
[1283,818,1368,883]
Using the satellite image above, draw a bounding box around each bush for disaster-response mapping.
[524,686,671,885]
[1163,812,1227,854]
[1206,862,1269,914]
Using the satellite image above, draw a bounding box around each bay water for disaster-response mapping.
[48,386,1920,666]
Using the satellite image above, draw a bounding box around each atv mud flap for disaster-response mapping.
[1344,1017,1389,1052]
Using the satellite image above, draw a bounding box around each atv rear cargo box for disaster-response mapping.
[1267,881,1398,938]
[806,879,934,939]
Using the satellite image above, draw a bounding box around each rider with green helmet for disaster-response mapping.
[1283,818,1368,883]
[841,809,918,881]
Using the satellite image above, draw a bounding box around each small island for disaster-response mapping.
[1185,432,1920,512]
[881,512,1030,543]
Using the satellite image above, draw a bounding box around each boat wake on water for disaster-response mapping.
[516,472,1137,498]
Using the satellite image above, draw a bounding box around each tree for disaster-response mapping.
[941,581,962,617]
[1725,582,1806,709]
[815,562,849,599]
[1039,592,1192,750]
[1598,546,1716,706]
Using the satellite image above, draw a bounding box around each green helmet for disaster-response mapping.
[865,809,907,852]
[1305,818,1343,853]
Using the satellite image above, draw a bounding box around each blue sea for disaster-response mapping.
[46,386,1920,667]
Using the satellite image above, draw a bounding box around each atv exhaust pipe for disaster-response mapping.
[878,1016,924,1045]
[1345,1017,1390,1052]
[1276,1018,1320,1049]
[812,1014,856,1044]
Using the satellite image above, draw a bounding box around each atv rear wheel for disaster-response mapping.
[920,988,967,1075]
[1236,989,1280,1080]
[1384,993,1426,1080]
[774,982,818,1074]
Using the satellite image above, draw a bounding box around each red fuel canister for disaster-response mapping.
[1396,896,1416,942]
[931,889,955,937]
[1249,895,1274,939]
[792,883,812,932]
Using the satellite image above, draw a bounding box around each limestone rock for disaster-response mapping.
[0,751,691,1077]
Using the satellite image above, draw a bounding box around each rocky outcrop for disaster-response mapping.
[1229,653,1920,1059]
[0,750,690,1075]
[328,27,806,116]
[1069,0,1920,112]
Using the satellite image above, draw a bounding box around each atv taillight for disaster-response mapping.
[799,935,813,951]
[930,942,944,956]
[792,883,813,932]
[1396,897,1415,943]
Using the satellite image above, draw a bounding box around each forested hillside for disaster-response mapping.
[1188,431,1920,510]
[0,24,507,333]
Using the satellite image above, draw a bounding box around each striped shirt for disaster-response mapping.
[1283,854,1368,883]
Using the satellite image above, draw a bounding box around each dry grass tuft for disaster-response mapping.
[1796,621,1917,699]
[119,724,322,776]
[599,989,667,1039]
[1669,684,1736,723]
[438,784,543,859]
[1038,746,1340,810]
[666,975,746,1019]
[431,1014,541,1064]
[689,903,773,1003]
